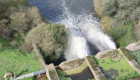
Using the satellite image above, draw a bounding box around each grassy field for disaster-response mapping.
[0,47,42,80]
[96,53,139,80]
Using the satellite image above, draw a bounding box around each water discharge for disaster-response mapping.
[59,0,116,60]
[29,0,116,61]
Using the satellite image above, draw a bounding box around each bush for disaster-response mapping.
[107,21,136,47]
[0,20,6,34]
[130,7,140,24]
[107,23,127,40]
[10,11,29,35]
[0,0,11,19]
[134,21,140,40]
[103,0,140,21]
[117,22,136,47]
[102,0,118,16]
[25,23,67,62]
[11,0,29,7]
[95,0,140,46]
[101,16,114,32]
[117,0,140,10]
[0,0,29,19]
[9,6,43,34]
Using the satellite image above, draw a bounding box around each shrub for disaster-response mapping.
[27,7,42,27]
[115,0,140,20]
[134,21,140,40]
[0,20,5,34]
[0,0,11,19]
[107,21,136,47]
[95,0,140,46]
[107,23,127,40]
[101,16,114,32]
[94,0,110,16]
[102,0,118,16]
[11,0,29,7]
[9,6,42,36]
[9,8,32,36]
[25,23,67,62]
[1,28,13,40]
[117,0,140,10]
[130,7,140,24]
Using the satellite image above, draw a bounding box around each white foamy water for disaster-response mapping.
[58,0,116,60]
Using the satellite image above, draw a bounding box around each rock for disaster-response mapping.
[126,42,140,51]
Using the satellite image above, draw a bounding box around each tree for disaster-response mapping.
[9,6,43,36]
[25,23,67,62]
[0,0,11,19]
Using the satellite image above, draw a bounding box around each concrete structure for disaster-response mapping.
[118,48,140,75]
[126,42,140,51]
[86,56,107,80]
[95,49,115,59]
[15,42,140,80]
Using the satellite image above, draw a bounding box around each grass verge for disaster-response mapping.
[0,47,42,80]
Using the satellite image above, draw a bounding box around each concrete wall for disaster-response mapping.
[118,48,140,75]
[58,58,85,70]
[95,49,116,59]
[48,64,59,80]
[86,56,107,80]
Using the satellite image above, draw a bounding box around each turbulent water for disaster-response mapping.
[29,0,116,61]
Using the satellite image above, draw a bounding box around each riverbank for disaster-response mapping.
[93,0,139,47]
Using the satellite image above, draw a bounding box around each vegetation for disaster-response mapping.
[0,0,67,63]
[96,52,139,80]
[94,0,140,47]
[132,50,140,64]
[86,56,107,80]
[0,0,43,47]
[0,0,68,79]
[120,48,134,61]
[25,23,67,62]
[0,47,42,80]
[56,70,71,80]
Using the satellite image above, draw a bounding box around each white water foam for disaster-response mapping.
[58,0,116,60]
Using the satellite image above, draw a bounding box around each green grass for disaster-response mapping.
[0,36,9,44]
[120,48,134,61]
[0,48,42,80]
[118,22,136,47]
[101,16,136,47]
[96,52,139,80]
[132,50,140,64]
